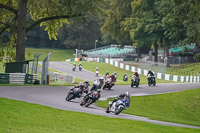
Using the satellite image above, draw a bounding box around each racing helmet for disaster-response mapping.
[99,77,104,84]
[125,92,130,98]
[79,82,83,86]
[84,80,89,86]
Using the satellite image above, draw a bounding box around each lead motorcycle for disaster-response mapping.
[106,97,129,115]
[66,82,89,101]
[147,74,156,86]
[80,90,101,107]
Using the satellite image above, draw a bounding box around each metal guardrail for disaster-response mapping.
[0,73,38,84]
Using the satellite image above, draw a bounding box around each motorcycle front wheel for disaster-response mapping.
[115,107,124,115]
[85,99,94,107]
[66,93,74,101]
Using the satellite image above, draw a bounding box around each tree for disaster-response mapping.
[123,0,164,61]
[0,0,105,61]
[101,0,132,45]
[58,15,102,50]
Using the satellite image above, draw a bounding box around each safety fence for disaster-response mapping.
[48,72,74,85]
[0,73,38,84]
[105,58,200,83]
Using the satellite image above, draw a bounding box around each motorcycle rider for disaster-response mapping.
[72,63,76,71]
[96,67,99,77]
[105,72,109,78]
[114,72,118,80]
[72,80,89,97]
[147,69,155,81]
[132,72,140,85]
[79,63,82,70]
[123,73,128,81]
[81,77,104,105]
[147,69,154,77]
[90,77,104,91]
[110,73,116,84]
[109,92,130,108]
[104,73,115,89]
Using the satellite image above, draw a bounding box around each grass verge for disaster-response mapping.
[0,98,199,133]
[96,88,200,126]
[25,48,75,61]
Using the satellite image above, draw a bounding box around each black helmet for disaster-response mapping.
[84,80,89,84]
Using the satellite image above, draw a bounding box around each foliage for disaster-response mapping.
[101,0,200,58]
[194,54,200,62]
[0,0,106,61]
[101,0,132,45]
[58,15,102,50]
[96,88,200,126]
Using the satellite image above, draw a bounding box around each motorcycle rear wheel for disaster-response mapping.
[105,107,110,113]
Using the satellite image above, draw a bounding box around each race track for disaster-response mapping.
[1,62,200,129]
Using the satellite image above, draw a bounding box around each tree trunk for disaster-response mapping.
[153,42,158,62]
[164,38,169,58]
[16,0,27,61]
[136,47,141,59]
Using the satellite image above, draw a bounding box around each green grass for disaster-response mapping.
[25,48,75,61]
[0,98,199,133]
[166,63,200,76]
[0,48,75,73]
[70,61,173,85]
[96,88,200,126]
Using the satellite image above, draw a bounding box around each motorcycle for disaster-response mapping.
[106,97,129,115]
[72,65,76,71]
[66,83,89,101]
[131,76,139,88]
[103,77,115,90]
[147,74,156,86]
[96,70,99,77]
[80,90,100,107]
[123,75,128,81]
[79,65,82,71]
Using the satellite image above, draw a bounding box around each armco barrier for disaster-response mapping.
[0,73,38,84]
[105,58,200,83]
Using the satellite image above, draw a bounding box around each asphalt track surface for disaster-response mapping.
[1,62,200,129]
[48,62,102,81]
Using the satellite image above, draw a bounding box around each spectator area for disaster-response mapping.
[84,45,135,58]
[169,44,195,54]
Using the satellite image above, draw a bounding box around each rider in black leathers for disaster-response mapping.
[147,69,154,76]
[71,80,89,97]
[147,69,155,81]
[81,77,104,104]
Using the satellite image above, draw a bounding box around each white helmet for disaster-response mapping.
[99,77,104,83]
[125,92,130,98]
